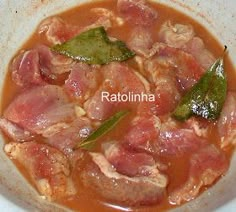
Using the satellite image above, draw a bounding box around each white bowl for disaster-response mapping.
[0,0,235,211]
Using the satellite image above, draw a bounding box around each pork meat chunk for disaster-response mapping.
[80,152,168,206]
[4,142,75,200]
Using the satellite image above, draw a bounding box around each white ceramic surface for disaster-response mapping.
[0,0,235,211]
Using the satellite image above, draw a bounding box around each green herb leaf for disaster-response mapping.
[173,48,227,121]
[76,110,130,150]
[51,27,135,65]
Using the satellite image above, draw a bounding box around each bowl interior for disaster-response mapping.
[0,0,235,211]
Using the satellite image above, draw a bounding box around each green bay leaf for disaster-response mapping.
[51,27,135,65]
[173,48,227,121]
[75,110,130,150]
